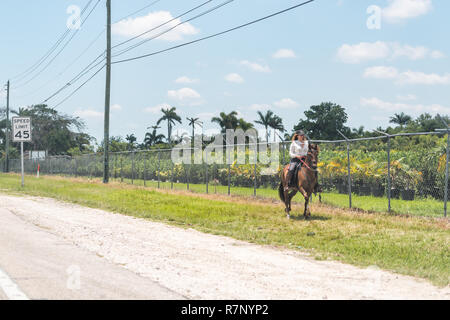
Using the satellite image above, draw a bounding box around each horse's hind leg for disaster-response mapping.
[284,190,291,219]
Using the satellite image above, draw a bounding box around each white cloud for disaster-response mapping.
[249,104,271,111]
[364,66,399,79]
[74,109,103,119]
[168,87,203,105]
[240,60,271,73]
[398,71,450,85]
[390,43,429,60]
[337,41,443,64]
[396,94,417,101]
[273,49,296,59]
[337,41,390,64]
[363,66,450,85]
[431,50,445,59]
[175,76,199,84]
[274,98,299,109]
[143,104,166,114]
[225,73,244,84]
[195,112,215,122]
[361,97,450,115]
[111,104,122,111]
[112,11,198,42]
[382,0,432,24]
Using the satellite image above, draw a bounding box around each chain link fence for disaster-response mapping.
[2,131,449,218]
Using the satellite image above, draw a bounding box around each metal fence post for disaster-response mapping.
[110,153,114,180]
[337,130,352,209]
[113,154,117,179]
[254,162,257,197]
[444,132,449,217]
[227,150,231,196]
[386,136,392,213]
[205,152,209,194]
[132,151,135,185]
[346,142,352,209]
[374,130,392,213]
[171,157,174,190]
[144,152,147,187]
[186,147,190,191]
[157,149,161,189]
[120,155,123,183]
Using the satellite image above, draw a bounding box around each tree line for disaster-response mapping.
[0,102,448,157]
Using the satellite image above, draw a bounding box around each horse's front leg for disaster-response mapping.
[303,195,311,218]
[299,187,311,218]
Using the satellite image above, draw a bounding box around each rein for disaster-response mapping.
[299,153,318,172]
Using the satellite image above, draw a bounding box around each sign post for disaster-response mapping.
[12,117,32,187]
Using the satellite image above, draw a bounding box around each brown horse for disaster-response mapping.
[278,144,320,219]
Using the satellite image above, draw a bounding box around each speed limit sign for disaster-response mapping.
[11,117,32,187]
[12,117,32,142]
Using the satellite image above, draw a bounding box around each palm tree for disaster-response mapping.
[237,118,254,131]
[211,111,239,134]
[390,112,412,129]
[352,126,365,138]
[186,117,203,148]
[157,107,182,145]
[144,126,165,147]
[255,110,275,142]
[268,115,285,142]
[125,134,137,151]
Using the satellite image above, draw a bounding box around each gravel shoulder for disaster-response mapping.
[0,193,448,300]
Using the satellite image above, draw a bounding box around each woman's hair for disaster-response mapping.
[292,131,306,142]
[292,132,306,142]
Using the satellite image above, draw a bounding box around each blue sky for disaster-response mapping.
[1,0,449,144]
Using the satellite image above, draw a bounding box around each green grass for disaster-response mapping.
[110,176,446,217]
[0,173,449,287]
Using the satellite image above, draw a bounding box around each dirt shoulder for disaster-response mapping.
[1,193,448,300]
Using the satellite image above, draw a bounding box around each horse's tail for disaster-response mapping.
[278,183,285,202]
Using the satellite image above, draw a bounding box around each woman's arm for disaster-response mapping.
[289,143,297,159]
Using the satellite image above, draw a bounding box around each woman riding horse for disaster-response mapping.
[284,130,309,192]
[279,132,321,218]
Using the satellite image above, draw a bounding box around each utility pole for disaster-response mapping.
[5,80,10,173]
[103,0,112,183]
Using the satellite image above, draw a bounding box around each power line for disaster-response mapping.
[52,63,106,109]
[22,0,164,101]
[112,0,163,23]
[16,29,106,99]
[11,30,72,82]
[11,0,95,82]
[112,0,213,50]
[113,0,235,58]
[41,54,106,104]
[13,0,101,90]
[112,0,315,65]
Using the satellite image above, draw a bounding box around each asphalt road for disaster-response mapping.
[0,206,184,300]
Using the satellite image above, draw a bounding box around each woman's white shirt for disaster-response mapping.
[289,140,309,158]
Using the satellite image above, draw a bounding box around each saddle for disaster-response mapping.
[287,161,302,187]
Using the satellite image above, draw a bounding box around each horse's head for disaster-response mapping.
[307,143,320,169]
